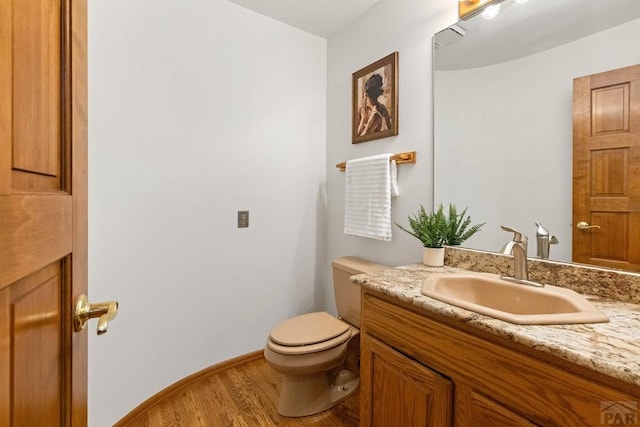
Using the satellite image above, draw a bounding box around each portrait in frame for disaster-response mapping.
[352,52,398,144]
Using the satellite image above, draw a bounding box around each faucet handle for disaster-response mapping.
[534,221,549,237]
[501,225,527,243]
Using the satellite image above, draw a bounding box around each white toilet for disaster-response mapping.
[264,256,387,417]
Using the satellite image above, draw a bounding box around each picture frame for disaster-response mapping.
[352,52,398,144]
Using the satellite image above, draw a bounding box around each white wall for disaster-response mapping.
[325,0,456,308]
[435,18,640,262]
[88,1,326,425]
[88,0,467,423]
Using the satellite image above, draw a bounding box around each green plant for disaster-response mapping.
[395,204,447,248]
[396,203,485,248]
[443,203,485,245]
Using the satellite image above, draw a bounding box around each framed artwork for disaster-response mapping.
[352,52,398,144]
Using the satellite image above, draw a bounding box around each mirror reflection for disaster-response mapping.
[433,0,640,268]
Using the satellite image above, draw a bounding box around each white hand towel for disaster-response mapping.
[344,153,399,241]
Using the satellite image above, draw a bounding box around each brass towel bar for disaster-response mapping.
[336,151,416,172]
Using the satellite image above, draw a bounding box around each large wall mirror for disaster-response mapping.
[433,0,640,269]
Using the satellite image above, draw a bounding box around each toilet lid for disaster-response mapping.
[267,328,352,355]
[269,312,350,347]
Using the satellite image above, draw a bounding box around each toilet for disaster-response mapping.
[264,256,387,417]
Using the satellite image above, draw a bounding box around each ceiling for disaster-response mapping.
[226,0,382,38]
[435,0,640,69]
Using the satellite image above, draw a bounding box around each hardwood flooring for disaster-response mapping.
[115,351,360,427]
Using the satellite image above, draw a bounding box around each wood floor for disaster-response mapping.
[115,351,360,427]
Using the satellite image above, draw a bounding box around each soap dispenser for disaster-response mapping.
[534,222,558,260]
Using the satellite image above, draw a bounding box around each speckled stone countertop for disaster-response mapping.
[352,261,640,389]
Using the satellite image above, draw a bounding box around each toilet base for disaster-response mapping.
[277,368,359,417]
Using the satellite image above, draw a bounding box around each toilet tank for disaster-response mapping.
[332,256,388,328]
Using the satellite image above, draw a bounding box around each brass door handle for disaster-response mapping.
[576,221,601,230]
[74,294,118,335]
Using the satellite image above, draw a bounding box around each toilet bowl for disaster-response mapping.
[264,256,387,417]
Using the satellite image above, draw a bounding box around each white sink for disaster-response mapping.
[421,272,609,325]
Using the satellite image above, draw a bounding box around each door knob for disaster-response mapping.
[576,221,601,230]
[74,294,118,335]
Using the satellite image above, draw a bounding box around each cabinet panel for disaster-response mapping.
[455,383,537,427]
[361,334,452,427]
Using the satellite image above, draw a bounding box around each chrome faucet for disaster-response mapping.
[534,222,559,260]
[500,226,544,287]
[501,225,528,280]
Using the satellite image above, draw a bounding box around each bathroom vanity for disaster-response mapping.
[354,256,640,426]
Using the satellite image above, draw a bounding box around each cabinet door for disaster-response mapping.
[455,383,538,427]
[361,334,452,427]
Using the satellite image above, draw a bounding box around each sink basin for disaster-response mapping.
[421,272,609,325]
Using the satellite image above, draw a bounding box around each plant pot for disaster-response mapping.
[423,247,445,267]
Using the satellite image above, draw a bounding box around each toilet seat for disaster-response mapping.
[268,312,352,356]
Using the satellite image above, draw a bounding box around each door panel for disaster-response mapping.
[591,84,629,134]
[12,0,62,178]
[573,64,640,271]
[590,212,628,261]
[0,0,88,425]
[5,262,63,426]
[0,0,12,195]
[590,148,627,196]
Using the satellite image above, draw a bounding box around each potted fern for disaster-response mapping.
[396,204,448,266]
[396,204,484,266]
[443,204,485,246]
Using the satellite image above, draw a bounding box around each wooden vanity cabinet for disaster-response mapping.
[360,290,639,426]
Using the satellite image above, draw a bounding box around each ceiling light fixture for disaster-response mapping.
[458,0,496,20]
[481,3,501,20]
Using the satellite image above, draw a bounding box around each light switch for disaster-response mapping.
[237,210,249,228]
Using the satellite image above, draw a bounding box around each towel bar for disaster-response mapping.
[336,151,416,172]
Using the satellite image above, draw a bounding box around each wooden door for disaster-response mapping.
[360,334,452,427]
[573,64,640,272]
[0,0,88,425]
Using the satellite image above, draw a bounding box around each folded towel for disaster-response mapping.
[344,153,398,241]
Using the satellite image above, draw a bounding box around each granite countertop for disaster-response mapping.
[352,264,640,388]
